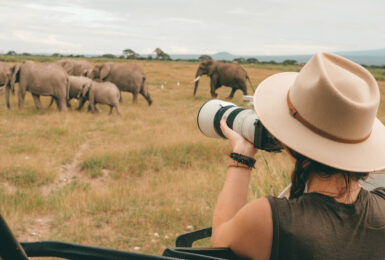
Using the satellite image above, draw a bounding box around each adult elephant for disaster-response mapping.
[0,62,12,89]
[56,59,92,76]
[193,59,254,99]
[10,61,69,111]
[88,62,152,105]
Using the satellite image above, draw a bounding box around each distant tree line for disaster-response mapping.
[2,49,385,68]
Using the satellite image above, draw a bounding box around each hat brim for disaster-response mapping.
[253,72,385,173]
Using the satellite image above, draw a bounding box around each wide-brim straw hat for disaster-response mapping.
[253,52,385,172]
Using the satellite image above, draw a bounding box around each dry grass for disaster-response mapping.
[0,61,384,258]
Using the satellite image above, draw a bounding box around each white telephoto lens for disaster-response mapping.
[197,99,235,138]
[232,109,258,144]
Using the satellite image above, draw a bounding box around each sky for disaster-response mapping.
[0,0,384,56]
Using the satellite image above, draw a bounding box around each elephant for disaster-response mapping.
[10,61,69,111]
[88,62,152,105]
[0,62,12,89]
[56,59,92,76]
[49,75,92,110]
[193,59,254,99]
[81,81,121,115]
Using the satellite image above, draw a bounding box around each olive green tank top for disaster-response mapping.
[267,187,385,260]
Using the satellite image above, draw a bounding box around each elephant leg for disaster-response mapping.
[90,101,96,113]
[5,85,11,109]
[210,78,219,98]
[66,98,72,108]
[115,104,121,116]
[18,86,26,110]
[57,98,67,112]
[226,88,237,99]
[78,98,86,111]
[32,93,42,110]
[132,92,138,103]
[109,105,113,115]
[119,91,122,102]
[90,102,99,113]
[139,89,152,106]
[240,81,248,96]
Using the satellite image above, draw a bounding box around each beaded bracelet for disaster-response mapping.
[229,153,256,168]
[228,160,252,170]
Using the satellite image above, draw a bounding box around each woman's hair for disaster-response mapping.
[287,149,369,199]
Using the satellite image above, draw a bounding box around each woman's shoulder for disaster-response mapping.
[370,187,385,199]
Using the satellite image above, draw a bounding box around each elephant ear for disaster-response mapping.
[62,60,74,74]
[205,60,216,76]
[100,63,112,80]
[83,68,92,77]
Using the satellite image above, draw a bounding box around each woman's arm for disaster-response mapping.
[211,119,273,260]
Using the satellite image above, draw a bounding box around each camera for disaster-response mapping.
[197,99,282,152]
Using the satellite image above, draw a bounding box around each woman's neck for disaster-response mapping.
[307,173,362,204]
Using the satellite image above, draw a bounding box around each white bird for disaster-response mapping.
[176,81,180,87]
[161,84,164,89]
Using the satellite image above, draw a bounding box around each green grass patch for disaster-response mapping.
[0,166,54,187]
[80,143,220,178]
[8,144,38,154]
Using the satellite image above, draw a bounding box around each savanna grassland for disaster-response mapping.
[0,58,384,258]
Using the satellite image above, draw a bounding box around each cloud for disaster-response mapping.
[12,31,80,49]
[167,17,202,24]
[164,46,212,54]
[25,3,126,25]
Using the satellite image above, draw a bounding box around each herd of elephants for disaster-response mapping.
[0,59,254,115]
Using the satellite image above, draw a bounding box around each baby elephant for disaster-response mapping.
[82,81,121,115]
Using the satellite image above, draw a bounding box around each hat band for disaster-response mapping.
[287,92,371,144]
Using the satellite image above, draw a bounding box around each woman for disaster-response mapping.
[211,52,385,260]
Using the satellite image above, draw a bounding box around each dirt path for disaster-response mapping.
[19,142,90,241]
[42,142,89,196]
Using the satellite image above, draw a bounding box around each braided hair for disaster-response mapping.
[287,149,369,199]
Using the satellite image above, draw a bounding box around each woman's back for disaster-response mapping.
[268,188,385,260]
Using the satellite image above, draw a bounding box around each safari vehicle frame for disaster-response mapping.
[1,175,384,260]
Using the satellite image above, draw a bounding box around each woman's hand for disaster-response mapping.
[220,118,257,157]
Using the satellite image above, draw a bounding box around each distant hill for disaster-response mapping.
[170,48,385,66]
[336,48,385,56]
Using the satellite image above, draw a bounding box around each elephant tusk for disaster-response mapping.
[193,76,201,83]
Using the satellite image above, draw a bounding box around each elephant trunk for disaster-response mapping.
[193,71,202,96]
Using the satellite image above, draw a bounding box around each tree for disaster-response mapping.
[233,58,247,64]
[199,54,212,61]
[101,54,116,59]
[154,48,171,60]
[52,53,62,57]
[6,50,17,56]
[123,49,140,59]
[282,59,297,65]
[247,58,259,64]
